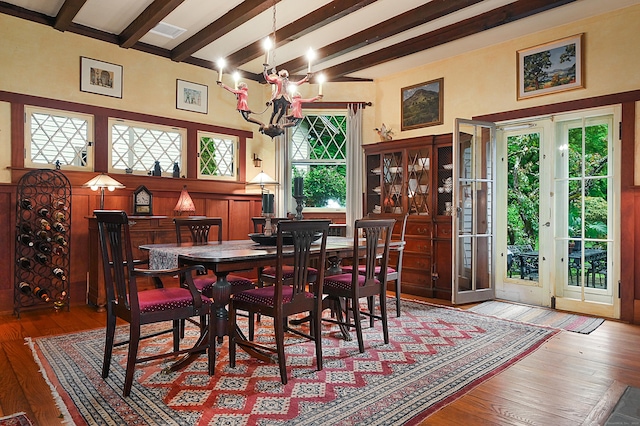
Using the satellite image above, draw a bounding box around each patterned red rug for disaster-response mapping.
[29,300,558,425]
[0,412,33,426]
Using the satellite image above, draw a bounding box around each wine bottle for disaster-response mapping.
[53,222,66,233]
[33,286,51,302]
[52,267,67,281]
[53,234,67,246]
[36,241,52,254]
[35,252,48,265]
[55,200,67,211]
[20,223,33,234]
[38,207,50,218]
[53,245,66,256]
[17,257,32,270]
[17,233,34,247]
[37,230,51,242]
[20,199,33,210]
[18,281,32,295]
[39,219,51,231]
[54,211,66,222]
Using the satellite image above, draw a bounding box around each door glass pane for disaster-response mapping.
[407,149,431,215]
[382,152,403,214]
[506,132,540,280]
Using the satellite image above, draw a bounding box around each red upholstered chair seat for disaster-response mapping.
[323,273,377,291]
[233,285,313,307]
[340,265,396,276]
[138,287,212,314]
[261,265,318,280]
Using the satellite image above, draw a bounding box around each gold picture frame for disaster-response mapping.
[517,34,584,100]
[401,78,443,131]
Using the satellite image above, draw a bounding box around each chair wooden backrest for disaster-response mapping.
[251,217,289,233]
[95,210,139,315]
[354,218,395,288]
[275,220,331,306]
[174,217,223,244]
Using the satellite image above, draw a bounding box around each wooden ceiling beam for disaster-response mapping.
[119,0,185,49]
[321,0,577,80]
[277,0,482,74]
[171,0,281,62]
[53,0,87,32]
[224,0,377,69]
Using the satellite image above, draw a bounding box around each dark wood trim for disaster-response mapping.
[119,0,186,49]
[278,0,483,74]
[320,0,576,79]
[621,101,636,322]
[301,101,371,110]
[94,115,109,172]
[170,0,279,62]
[53,0,87,32]
[225,0,377,69]
[10,103,24,169]
[474,90,640,122]
[0,90,252,139]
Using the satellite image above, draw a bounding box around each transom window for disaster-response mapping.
[24,106,93,170]
[109,118,185,175]
[289,111,347,208]
[198,132,237,180]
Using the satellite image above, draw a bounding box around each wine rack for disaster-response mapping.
[14,169,71,317]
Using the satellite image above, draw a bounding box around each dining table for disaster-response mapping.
[140,236,357,370]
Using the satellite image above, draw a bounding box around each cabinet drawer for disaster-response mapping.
[404,238,431,253]
[406,222,431,237]
[435,223,452,238]
[402,268,431,286]
[127,218,152,230]
[403,252,431,270]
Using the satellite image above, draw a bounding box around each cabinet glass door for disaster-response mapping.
[407,148,431,215]
[382,151,403,214]
[453,119,496,304]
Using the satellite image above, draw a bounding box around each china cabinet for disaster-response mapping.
[364,134,452,299]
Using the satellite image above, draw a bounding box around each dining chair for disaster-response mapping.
[95,210,214,397]
[341,213,408,317]
[174,217,255,337]
[322,218,395,353]
[228,219,330,385]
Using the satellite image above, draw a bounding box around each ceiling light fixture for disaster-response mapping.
[216,0,325,139]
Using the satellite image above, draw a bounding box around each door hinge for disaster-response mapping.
[618,280,621,298]
[619,122,622,140]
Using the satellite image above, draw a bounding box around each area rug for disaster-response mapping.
[605,386,640,425]
[29,299,558,425]
[468,300,605,334]
[0,412,33,426]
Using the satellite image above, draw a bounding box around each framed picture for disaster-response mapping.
[517,34,584,100]
[401,78,443,131]
[176,79,208,114]
[80,57,123,98]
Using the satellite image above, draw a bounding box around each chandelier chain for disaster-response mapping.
[271,0,277,67]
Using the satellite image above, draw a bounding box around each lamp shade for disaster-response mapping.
[174,185,196,214]
[83,174,125,191]
[247,171,278,186]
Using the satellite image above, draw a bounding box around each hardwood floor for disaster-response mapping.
[1,298,638,425]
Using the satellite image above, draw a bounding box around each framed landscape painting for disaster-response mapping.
[518,34,584,100]
[176,79,208,114]
[80,57,123,98]
[401,78,443,130]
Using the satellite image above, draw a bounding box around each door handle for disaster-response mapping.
[543,222,550,227]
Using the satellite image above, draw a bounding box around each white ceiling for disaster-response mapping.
[2,0,639,80]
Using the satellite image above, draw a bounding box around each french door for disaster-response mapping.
[495,107,620,318]
[452,119,496,304]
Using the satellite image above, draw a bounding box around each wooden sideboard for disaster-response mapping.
[87,215,178,311]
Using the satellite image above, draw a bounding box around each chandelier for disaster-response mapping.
[216,0,325,139]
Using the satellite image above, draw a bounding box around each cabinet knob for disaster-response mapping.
[128,220,137,227]
[417,227,428,234]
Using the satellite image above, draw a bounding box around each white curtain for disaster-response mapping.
[346,103,364,237]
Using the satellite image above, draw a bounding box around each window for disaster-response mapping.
[289,111,347,208]
[24,106,93,170]
[197,132,238,180]
[109,119,185,175]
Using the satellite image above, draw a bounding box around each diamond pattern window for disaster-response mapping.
[289,111,347,208]
[109,119,185,175]
[198,132,237,180]
[25,106,93,170]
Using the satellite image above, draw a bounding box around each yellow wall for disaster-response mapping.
[373,4,640,142]
[0,13,376,186]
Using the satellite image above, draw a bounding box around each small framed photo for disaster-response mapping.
[401,78,443,131]
[176,79,208,114]
[517,34,584,100]
[80,57,123,98]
